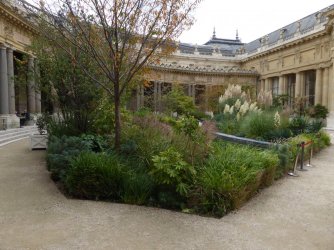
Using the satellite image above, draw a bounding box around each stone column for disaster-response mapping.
[27,56,36,113]
[264,78,270,92]
[34,60,41,113]
[136,84,145,109]
[153,81,158,111]
[261,79,265,92]
[192,84,196,103]
[322,68,329,107]
[140,84,144,107]
[7,48,15,114]
[328,63,334,111]
[188,84,192,96]
[278,75,284,95]
[0,44,9,114]
[315,68,323,105]
[157,82,162,111]
[205,85,212,111]
[136,85,141,110]
[295,72,302,97]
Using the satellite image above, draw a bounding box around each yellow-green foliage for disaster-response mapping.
[196,141,279,217]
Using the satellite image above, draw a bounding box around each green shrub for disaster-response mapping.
[171,116,211,165]
[151,147,196,197]
[305,119,324,133]
[308,104,329,119]
[197,141,278,217]
[272,144,292,178]
[162,86,196,116]
[47,135,91,181]
[239,111,276,140]
[215,113,240,135]
[80,134,111,152]
[121,116,171,166]
[66,152,124,200]
[46,113,91,137]
[318,130,331,147]
[288,116,308,135]
[121,171,154,205]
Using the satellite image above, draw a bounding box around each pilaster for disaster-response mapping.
[322,68,329,107]
[34,60,41,113]
[260,79,265,92]
[264,78,270,92]
[192,84,196,103]
[153,81,158,111]
[7,47,15,114]
[315,68,322,105]
[0,44,9,114]
[295,72,302,97]
[27,56,36,113]
[278,75,284,94]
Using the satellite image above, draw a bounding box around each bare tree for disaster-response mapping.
[21,0,201,149]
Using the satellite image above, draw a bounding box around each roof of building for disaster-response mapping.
[244,4,334,53]
[178,4,334,56]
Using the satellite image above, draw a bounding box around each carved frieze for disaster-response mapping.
[3,20,14,38]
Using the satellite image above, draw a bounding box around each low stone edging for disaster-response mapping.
[215,132,273,148]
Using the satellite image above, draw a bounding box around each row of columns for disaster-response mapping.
[136,82,199,111]
[0,43,41,117]
[259,65,334,110]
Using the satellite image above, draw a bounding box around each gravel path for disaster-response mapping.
[0,138,333,250]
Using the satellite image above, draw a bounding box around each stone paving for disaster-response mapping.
[0,138,333,249]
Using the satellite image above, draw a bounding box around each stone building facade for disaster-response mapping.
[1,1,334,127]
[146,4,334,123]
[0,0,40,129]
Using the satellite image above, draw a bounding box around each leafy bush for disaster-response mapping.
[80,134,111,152]
[47,135,91,181]
[239,111,276,140]
[288,116,308,135]
[215,113,240,135]
[151,147,196,197]
[66,152,124,200]
[308,104,329,119]
[272,144,291,178]
[196,141,278,217]
[121,115,172,166]
[286,131,330,163]
[162,86,196,116]
[121,171,154,205]
[171,116,212,165]
[305,119,324,133]
[318,130,331,147]
[36,114,49,135]
[46,115,84,137]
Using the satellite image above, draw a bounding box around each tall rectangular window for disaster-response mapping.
[271,77,279,97]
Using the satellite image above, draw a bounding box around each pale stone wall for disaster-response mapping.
[0,1,40,128]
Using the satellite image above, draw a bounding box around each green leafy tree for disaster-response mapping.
[163,85,196,115]
[23,0,201,150]
[32,35,102,134]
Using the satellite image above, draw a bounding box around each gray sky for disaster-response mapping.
[179,0,334,45]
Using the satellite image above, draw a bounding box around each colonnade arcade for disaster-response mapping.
[0,43,41,129]
[259,64,334,109]
[133,81,200,112]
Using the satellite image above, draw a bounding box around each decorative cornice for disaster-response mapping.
[149,63,259,77]
[0,1,37,34]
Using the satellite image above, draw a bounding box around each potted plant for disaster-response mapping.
[30,114,48,150]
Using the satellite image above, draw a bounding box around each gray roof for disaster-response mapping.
[244,5,334,53]
[179,4,334,56]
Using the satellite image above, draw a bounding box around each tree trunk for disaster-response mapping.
[114,82,121,151]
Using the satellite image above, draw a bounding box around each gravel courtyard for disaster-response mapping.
[0,138,333,249]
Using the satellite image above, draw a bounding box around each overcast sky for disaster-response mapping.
[179,0,334,45]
